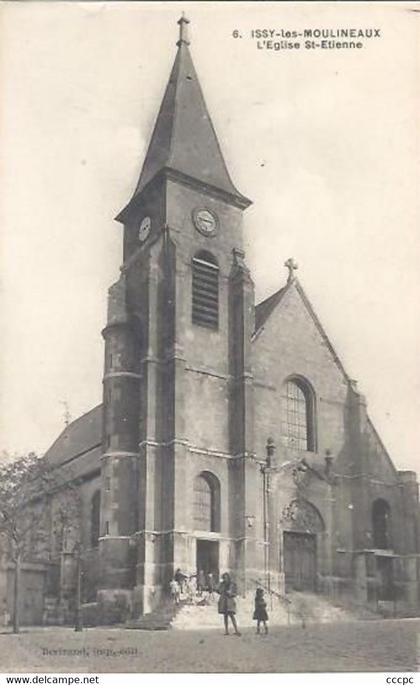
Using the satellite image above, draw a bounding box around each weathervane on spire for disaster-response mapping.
[284,257,298,283]
[177,12,190,47]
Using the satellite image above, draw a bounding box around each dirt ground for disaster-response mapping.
[0,619,419,673]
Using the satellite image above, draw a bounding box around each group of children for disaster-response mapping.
[169,569,269,635]
[169,568,216,606]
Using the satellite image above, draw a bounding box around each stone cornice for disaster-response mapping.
[100,450,139,460]
[103,371,142,381]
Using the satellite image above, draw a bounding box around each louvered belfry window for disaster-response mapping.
[192,251,219,329]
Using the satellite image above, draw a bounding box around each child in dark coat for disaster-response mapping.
[253,587,269,634]
[217,572,241,636]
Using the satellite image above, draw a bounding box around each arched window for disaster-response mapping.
[372,499,391,549]
[91,490,101,548]
[193,472,221,532]
[192,251,219,329]
[281,377,315,452]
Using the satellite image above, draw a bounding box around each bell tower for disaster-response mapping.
[99,16,259,616]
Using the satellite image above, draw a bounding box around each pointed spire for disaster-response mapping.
[116,17,251,222]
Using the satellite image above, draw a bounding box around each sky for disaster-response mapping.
[0,2,419,472]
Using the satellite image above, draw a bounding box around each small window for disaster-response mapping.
[192,251,219,329]
[104,521,110,536]
[105,477,111,492]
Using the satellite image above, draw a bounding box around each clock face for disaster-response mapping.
[193,208,218,237]
[138,216,151,242]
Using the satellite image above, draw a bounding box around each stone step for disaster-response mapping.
[172,593,291,630]
[125,590,378,632]
[171,590,376,631]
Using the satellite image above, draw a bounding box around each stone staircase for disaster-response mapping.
[285,591,376,625]
[123,584,379,632]
[172,594,236,630]
[171,590,374,631]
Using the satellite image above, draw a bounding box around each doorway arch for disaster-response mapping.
[281,499,324,592]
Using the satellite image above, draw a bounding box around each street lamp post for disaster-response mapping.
[74,542,83,632]
[261,438,276,595]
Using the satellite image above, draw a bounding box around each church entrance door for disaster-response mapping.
[196,539,219,585]
[283,532,317,592]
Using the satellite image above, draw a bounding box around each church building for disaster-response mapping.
[5,16,419,625]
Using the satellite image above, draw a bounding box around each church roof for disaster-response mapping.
[44,404,102,477]
[254,286,287,331]
[254,275,350,382]
[117,17,251,220]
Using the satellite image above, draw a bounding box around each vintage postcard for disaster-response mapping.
[0,0,419,676]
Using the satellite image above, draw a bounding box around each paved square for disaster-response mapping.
[0,619,419,672]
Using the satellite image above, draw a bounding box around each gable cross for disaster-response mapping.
[284,257,298,283]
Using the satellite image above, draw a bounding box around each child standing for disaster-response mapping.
[170,578,180,605]
[186,574,197,604]
[253,587,269,634]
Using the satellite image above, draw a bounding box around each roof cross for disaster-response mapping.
[284,257,298,283]
[177,13,190,47]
